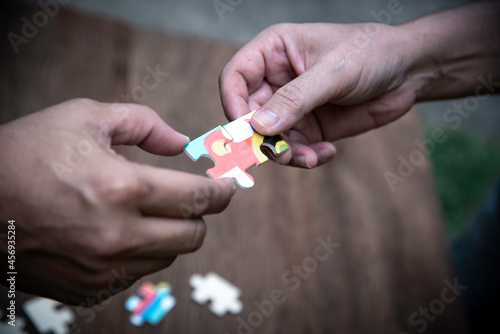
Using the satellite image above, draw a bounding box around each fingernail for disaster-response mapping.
[183,135,191,144]
[318,146,336,161]
[294,155,311,169]
[253,110,279,129]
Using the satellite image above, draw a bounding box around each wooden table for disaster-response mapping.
[0,2,467,333]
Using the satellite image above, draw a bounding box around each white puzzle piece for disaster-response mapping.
[23,297,75,334]
[189,272,243,317]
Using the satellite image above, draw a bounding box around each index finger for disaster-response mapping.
[103,102,189,156]
[219,45,268,120]
[134,164,236,218]
[220,25,303,122]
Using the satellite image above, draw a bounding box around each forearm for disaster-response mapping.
[400,1,500,101]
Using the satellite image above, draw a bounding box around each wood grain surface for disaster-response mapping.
[0,2,468,334]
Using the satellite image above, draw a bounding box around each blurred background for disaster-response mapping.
[20,0,500,239]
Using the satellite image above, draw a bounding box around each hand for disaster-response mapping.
[220,23,418,168]
[0,99,235,305]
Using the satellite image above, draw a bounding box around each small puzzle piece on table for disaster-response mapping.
[184,111,289,188]
[23,297,75,334]
[125,281,176,326]
[190,272,243,317]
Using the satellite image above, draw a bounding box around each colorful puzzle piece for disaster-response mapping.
[184,111,289,188]
[23,297,75,334]
[125,282,176,326]
[190,272,243,317]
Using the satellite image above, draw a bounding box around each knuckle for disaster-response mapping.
[90,228,124,258]
[186,220,206,252]
[109,103,156,127]
[184,183,219,217]
[276,83,305,112]
[122,103,155,117]
[134,104,156,115]
[269,22,293,34]
[68,97,98,108]
[93,172,146,204]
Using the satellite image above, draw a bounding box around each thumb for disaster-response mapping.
[103,103,189,156]
[251,66,334,135]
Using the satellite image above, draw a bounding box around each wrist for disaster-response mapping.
[395,20,445,103]
[396,1,500,102]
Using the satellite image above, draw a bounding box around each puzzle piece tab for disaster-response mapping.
[184,111,289,188]
[23,297,75,334]
[125,282,176,326]
[190,272,243,317]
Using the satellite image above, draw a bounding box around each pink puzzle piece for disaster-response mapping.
[184,112,289,188]
[204,126,260,187]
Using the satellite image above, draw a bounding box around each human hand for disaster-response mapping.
[0,99,235,305]
[220,23,419,168]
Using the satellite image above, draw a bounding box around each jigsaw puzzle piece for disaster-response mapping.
[141,284,176,326]
[142,294,176,325]
[219,166,254,188]
[132,282,157,315]
[125,282,176,326]
[125,296,144,326]
[222,111,289,157]
[222,113,255,143]
[204,128,258,188]
[190,272,243,317]
[23,297,75,334]
[184,111,289,188]
[261,134,290,156]
[221,112,268,166]
[184,126,223,161]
